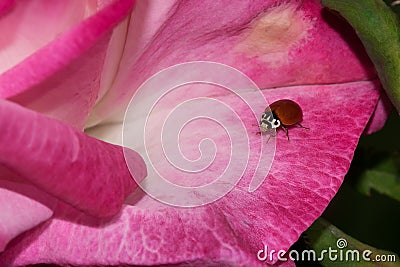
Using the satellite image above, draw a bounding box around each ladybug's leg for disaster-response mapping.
[265,129,277,143]
[281,125,289,141]
[297,123,309,130]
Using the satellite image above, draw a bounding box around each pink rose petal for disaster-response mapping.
[364,93,393,135]
[0,0,142,254]
[0,0,386,266]
[88,0,377,126]
[0,0,135,129]
[0,0,13,18]
[0,81,380,266]
[0,99,146,218]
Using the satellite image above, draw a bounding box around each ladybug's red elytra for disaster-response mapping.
[259,99,308,140]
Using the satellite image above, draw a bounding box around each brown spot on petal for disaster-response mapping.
[235,3,312,68]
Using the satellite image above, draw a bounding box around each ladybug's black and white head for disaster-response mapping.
[259,111,280,133]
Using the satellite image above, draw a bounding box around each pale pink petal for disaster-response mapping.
[0,1,97,74]
[0,82,380,266]
[0,99,146,218]
[88,0,178,127]
[0,180,56,252]
[0,0,135,129]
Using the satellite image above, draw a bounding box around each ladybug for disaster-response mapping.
[259,99,308,140]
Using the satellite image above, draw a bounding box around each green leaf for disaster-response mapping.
[321,0,400,114]
[355,169,400,201]
[359,110,400,151]
[383,0,400,17]
[346,146,400,202]
[305,218,400,267]
[351,111,400,201]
